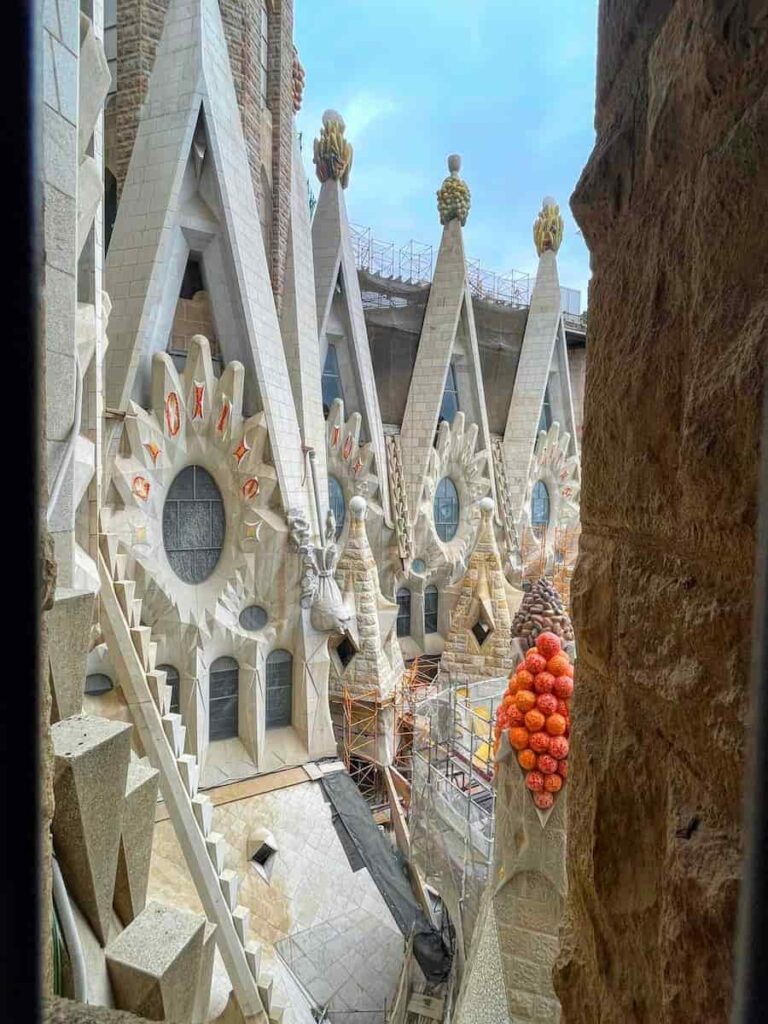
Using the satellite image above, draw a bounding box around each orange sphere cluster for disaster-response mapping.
[493,631,574,810]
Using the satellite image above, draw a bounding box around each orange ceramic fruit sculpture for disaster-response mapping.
[495,630,575,809]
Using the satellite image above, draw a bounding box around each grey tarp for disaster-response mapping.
[320,772,452,983]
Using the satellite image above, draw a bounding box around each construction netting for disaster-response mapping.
[407,677,507,967]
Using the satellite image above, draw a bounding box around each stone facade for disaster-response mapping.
[555,2,767,1022]
[439,499,521,686]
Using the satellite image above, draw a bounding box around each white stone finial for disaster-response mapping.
[543,194,556,208]
[349,496,367,519]
[447,153,461,175]
[322,109,345,130]
[479,497,494,516]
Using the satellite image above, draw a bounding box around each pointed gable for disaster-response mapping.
[310,111,391,522]
[399,157,495,524]
[501,197,578,523]
[105,0,308,513]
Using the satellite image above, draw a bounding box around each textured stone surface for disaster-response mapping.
[555,2,767,1021]
[114,761,160,926]
[48,589,95,722]
[52,715,132,944]
[43,996,159,1023]
[106,901,205,1021]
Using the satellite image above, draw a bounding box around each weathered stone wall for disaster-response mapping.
[556,2,767,1021]
[43,997,158,1024]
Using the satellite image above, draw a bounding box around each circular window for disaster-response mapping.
[434,478,460,542]
[240,605,268,631]
[163,465,225,584]
[85,673,113,696]
[328,476,345,538]
[412,558,427,575]
[531,480,550,528]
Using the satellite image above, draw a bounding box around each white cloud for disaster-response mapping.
[341,91,398,139]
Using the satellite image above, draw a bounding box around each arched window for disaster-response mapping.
[266,650,293,728]
[538,385,553,434]
[424,586,439,635]
[434,478,460,542]
[163,465,225,584]
[321,345,345,416]
[396,589,411,638]
[439,363,459,425]
[328,476,345,538]
[209,656,238,741]
[157,664,180,715]
[531,480,550,528]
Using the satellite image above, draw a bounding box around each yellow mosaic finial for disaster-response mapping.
[533,195,564,256]
[437,154,471,226]
[313,110,353,188]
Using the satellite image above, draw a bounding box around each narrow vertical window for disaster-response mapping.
[266,650,293,728]
[424,586,439,635]
[322,345,345,415]
[209,656,238,740]
[396,589,411,638]
[439,363,460,425]
[328,476,345,538]
[157,664,180,715]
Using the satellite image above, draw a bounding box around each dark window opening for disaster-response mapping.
[209,656,238,741]
[239,605,268,631]
[439,363,460,426]
[472,621,491,646]
[180,257,205,299]
[531,480,550,530]
[397,589,411,638]
[266,650,292,728]
[251,842,275,867]
[329,476,345,538]
[322,344,345,417]
[157,664,180,715]
[85,673,113,696]
[104,168,117,255]
[336,634,357,669]
[434,478,460,542]
[425,585,439,635]
[538,385,553,434]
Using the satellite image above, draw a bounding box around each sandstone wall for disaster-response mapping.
[556,2,767,1021]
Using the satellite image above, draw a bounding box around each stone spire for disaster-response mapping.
[533,195,564,256]
[332,497,403,701]
[313,110,353,188]
[437,154,471,226]
[438,499,521,686]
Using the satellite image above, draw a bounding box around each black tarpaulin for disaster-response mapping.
[320,770,453,983]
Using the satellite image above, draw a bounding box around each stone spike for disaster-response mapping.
[147,640,158,672]
[99,532,119,575]
[219,869,239,911]
[244,942,261,979]
[114,579,136,620]
[115,552,129,580]
[114,760,160,926]
[257,973,273,1013]
[269,1005,286,1023]
[162,713,185,757]
[146,668,168,708]
[177,754,199,798]
[191,794,214,837]
[232,905,250,943]
[131,598,143,629]
[130,626,152,669]
[205,832,226,874]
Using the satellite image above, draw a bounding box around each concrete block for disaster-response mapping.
[52,714,132,943]
[113,760,160,926]
[48,589,95,721]
[106,901,205,1022]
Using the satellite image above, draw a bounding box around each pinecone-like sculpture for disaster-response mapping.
[313,110,353,188]
[437,154,470,226]
[512,576,575,651]
[291,49,305,113]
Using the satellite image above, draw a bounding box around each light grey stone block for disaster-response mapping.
[113,761,160,926]
[52,714,132,944]
[47,589,95,721]
[106,901,206,1022]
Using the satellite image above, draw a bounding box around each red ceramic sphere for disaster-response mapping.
[536,693,558,717]
[557,759,569,779]
[549,735,569,760]
[535,631,562,660]
[544,773,563,793]
[524,651,548,675]
[537,754,558,775]
[534,791,554,810]
[525,771,544,792]
[534,671,556,695]
[553,675,574,699]
[529,731,551,754]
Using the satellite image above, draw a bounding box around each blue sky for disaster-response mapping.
[295,0,598,310]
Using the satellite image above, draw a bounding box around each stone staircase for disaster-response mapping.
[98,531,287,1024]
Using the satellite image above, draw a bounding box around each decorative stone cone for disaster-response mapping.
[511,576,574,651]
